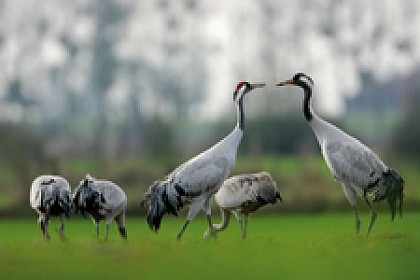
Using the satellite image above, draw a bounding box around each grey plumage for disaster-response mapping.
[73,174,127,241]
[205,171,282,238]
[277,73,404,235]
[30,175,71,240]
[141,82,265,239]
[142,138,239,235]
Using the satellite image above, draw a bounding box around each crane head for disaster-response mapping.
[233,81,265,101]
[276,73,314,89]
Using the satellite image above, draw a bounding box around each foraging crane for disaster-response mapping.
[73,174,127,241]
[276,73,404,235]
[141,82,265,240]
[30,175,71,240]
[204,171,282,239]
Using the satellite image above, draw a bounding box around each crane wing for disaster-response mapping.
[322,139,386,188]
[217,176,262,208]
[94,181,127,208]
[168,154,231,197]
[216,173,278,209]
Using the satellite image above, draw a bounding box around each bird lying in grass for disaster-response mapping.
[30,175,71,241]
[204,171,282,239]
[73,174,127,241]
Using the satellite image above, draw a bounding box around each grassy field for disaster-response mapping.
[0,213,419,280]
[0,155,419,279]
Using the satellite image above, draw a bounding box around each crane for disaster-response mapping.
[276,73,404,235]
[204,171,282,239]
[73,174,127,241]
[141,81,265,240]
[30,175,71,240]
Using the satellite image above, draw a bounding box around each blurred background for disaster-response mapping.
[0,0,419,217]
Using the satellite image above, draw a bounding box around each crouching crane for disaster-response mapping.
[30,175,71,240]
[141,82,265,240]
[204,171,282,239]
[73,174,127,241]
[276,73,404,235]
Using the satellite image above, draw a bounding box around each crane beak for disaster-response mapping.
[249,83,266,90]
[276,79,294,87]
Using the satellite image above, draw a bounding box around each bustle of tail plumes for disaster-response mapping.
[42,184,71,217]
[255,172,283,204]
[73,177,106,218]
[369,168,404,221]
[141,180,185,232]
[72,178,90,217]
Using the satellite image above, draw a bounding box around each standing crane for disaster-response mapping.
[141,82,265,240]
[73,174,127,241]
[30,175,71,240]
[276,73,404,235]
[204,171,282,239]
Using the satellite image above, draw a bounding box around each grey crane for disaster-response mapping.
[30,175,71,240]
[276,73,404,235]
[141,81,265,240]
[204,171,282,239]
[73,174,127,241]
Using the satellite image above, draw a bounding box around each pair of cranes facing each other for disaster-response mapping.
[142,76,404,239]
[30,174,127,241]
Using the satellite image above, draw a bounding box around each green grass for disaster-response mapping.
[0,213,419,280]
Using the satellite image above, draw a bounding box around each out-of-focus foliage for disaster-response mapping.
[211,115,317,154]
[391,73,420,156]
[0,0,418,159]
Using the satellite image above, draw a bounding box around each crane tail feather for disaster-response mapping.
[142,181,184,232]
[384,169,404,222]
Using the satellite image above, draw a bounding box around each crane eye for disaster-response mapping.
[235,82,247,92]
[295,73,313,87]
[233,81,250,100]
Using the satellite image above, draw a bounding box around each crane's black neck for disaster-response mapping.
[236,97,245,130]
[302,85,313,122]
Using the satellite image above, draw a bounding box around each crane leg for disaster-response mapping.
[58,215,66,241]
[179,198,207,240]
[95,221,100,240]
[342,183,360,234]
[364,197,377,236]
[204,208,230,238]
[177,220,190,240]
[105,223,110,241]
[235,213,246,239]
[352,206,361,234]
[118,226,127,240]
[206,215,217,238]
[115,212,127,240]
[39,216,50,240]
[242,215,249,239]
[204,198,216,238]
